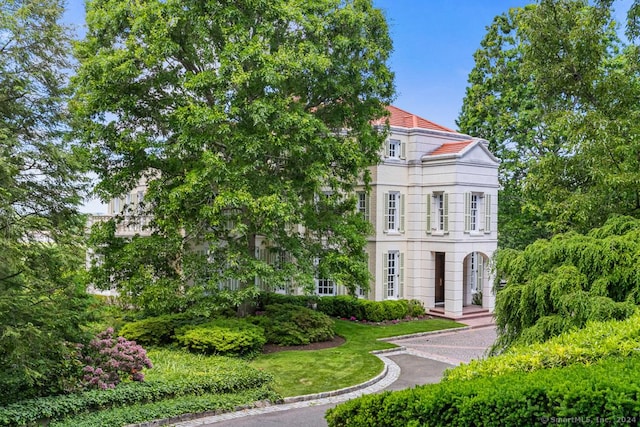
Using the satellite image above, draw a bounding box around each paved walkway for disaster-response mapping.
[169,325,497,427]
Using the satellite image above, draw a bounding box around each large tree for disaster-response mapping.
[73,0,395,315]
[0,0,91,402]
[458,0,640,250]
[492,215,640,352]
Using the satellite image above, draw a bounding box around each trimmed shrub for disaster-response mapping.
[317,295,365,319]
[175,319,266,357]
[444,310,640,382]
[251,303,335,346]
[119,313,203,347]
[326,355,640,427]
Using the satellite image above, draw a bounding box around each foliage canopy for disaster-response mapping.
[0,0,91,402]
[458,0,640,249]
[492,215,640,351]
[73,0,395,314]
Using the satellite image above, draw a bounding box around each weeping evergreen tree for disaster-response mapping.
[492,216,640,352]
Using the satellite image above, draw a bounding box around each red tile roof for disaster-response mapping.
[373,105,456,133]
[428,140,473,155]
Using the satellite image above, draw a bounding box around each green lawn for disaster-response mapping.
[250,318,463,397]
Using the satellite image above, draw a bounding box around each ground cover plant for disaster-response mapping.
[250,318,463,397]
[0,349,278,426]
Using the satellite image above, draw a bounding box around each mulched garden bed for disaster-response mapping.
[262,335,346,354]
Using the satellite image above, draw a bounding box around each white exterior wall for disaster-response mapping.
[367,127,499,317]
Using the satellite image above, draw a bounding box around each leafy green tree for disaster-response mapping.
[458,0,640,249]
[492,215,640,352]
[0,0,91,402]
[73,0,394,315]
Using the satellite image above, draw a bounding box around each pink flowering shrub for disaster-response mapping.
[81,328,153,390]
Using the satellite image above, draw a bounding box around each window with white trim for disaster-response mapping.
[357,191,370,222]
[382,251,404,299]
[464,192,491,233]
[384,191,404,233]
[316,278,335,296]
[470,193,479,231]
[385,139,406,160]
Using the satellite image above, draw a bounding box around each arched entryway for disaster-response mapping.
[463,252,489,307]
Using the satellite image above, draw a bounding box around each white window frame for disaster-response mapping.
[470,194,479,231]
[316,278,335,296]
[384,139,406,160]
[465,192,485,233]
[387,192,398,231]
[384,191,404,233]
[382,251,404,299]
[357,191,370,222]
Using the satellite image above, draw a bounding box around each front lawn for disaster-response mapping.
[250,318,463,397]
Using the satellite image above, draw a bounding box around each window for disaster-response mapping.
[357,191,370,222]
[470,193,478,231]
[382,251,404,299]
[465,192,492,233]
[385,139,406,160]
[384,192,404,233]
[426,192,448,234]
[316,278,335,296]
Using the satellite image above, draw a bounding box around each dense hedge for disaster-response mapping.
[49,386,279,427]
[444,310,640,382]
[256,293,426,322]
[175,319,266,357]
[326,355,640,427]
[317,295,425,321]
[119,313,205,346]
[0,355,274,427]
[250,303,335,345]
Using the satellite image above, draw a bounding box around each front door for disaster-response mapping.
[435,252,445,305]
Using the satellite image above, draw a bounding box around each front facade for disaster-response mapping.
[360,106,499,317]
[89,106,499,317]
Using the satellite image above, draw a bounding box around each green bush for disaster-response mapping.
[380,300,408,320]
[0,349,274,427]
[251,303,335,346]
[119,313,204,347]
[317,295,365,319]
[445,310,640,382]
[256,292,318,310]
[406,299,426,317]
[326,355,640,427]
[175,319,266,357]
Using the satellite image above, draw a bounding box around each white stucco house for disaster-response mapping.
[360,105,499,317]
[88,105,499,318]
